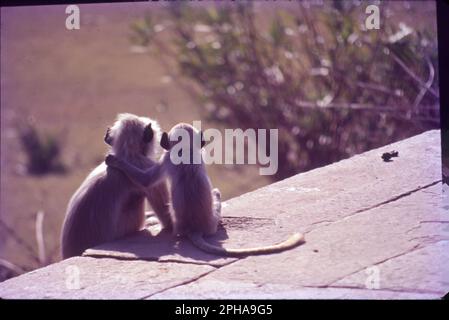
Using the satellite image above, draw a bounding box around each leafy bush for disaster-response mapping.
[132,1,439,180]
[130,14,154,46]
[19,124,66,175]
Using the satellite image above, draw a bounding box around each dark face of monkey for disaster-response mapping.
[141,123,154,155]
[160,129,206,151]
[104,127,113,145]
[160,124,207,165]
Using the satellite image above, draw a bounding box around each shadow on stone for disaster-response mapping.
[83,224,235,267]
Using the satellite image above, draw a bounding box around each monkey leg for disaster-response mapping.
[146,181,173,231]
[212,187,222,220]
[116,195,146,237]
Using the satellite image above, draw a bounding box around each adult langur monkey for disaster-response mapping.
[61,113,171,259]
[105,123,305,257]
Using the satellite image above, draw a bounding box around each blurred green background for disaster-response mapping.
[0,1,440,281]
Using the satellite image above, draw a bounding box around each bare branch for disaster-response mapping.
[294,100,439,123]
[390,50,439,98]
[0,258,26,276]
[35,210,47,265]
[413,56,436,111]
[295,101,400,112]
[355,81,401,97]
[0,219,40,265]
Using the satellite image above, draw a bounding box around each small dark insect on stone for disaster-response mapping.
[381,150,399,162]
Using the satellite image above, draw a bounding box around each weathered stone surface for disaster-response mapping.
[333,240,449,295]
[150,281,439,300]
[0,257,214,299]
[211,130,442,250]
[146,184,448,299]
[0,130,446,299]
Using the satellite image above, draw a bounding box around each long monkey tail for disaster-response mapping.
[187,232,305,257]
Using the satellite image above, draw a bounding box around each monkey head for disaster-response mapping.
[105,113,161,158]
[160,123,207,164]
[160,123,206,151]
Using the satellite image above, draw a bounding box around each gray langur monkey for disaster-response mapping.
[105,123,305,257]
[61,113,171,259]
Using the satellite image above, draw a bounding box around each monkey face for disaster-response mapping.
[104,127,113,146]
[160,125,206,151]
[160,132,172,150]
[142,123,154,143]
[160,125,208,165]
[141,122,155,156]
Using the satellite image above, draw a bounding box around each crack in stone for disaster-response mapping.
[140,269,217,299]
[325,243,421,287]
[326,240,448,288]
[304,180,442,233]
[408,236,448,243]
[344,180,441,218]
[141,259,240,299]
[302,284,443,296]
[405,225,421,234]
[309,220,334,227]
[420,220,449,224]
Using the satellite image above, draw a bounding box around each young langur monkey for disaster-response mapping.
[106,123,305,257]
[61,113,171,259]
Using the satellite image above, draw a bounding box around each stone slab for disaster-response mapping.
[334,240,449,294]
[0,256,214,299]
[147,184,448,299]
[211,130,442,250]
[0,130,445,299]
[150,281,440,299]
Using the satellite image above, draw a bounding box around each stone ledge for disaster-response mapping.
[0,130,447,299]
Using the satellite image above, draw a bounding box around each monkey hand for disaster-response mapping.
[105,154,121,168]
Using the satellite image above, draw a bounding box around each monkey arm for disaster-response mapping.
[105,154,166,188]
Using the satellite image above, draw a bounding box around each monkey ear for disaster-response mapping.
[200,131,207,148]
[104,127,113,146]
[143,123,154,143]
[160,132,170,150]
